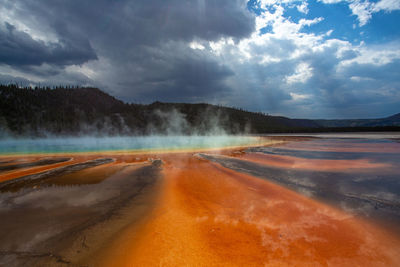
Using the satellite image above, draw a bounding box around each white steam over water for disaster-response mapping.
[0,136,262,154]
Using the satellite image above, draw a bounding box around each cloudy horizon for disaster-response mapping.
[0,0,399,119]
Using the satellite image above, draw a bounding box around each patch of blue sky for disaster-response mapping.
[259,24,273,34]
[247,0,279,15]
[281,2,309,24]
[247,0,400,45]
[299,1,363,43]
[367,0,383,4]
[361,11,400,44]
[247,0,262,15]
[303,1,400,45]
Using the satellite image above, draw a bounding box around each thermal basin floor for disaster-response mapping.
[1,137,400,266]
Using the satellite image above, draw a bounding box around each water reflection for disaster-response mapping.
[201,138,400,233]
[0,159,162,266]
[0,158,114,192]
[0,157,70,173]
[1,136,399,265]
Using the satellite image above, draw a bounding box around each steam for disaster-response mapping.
[0,106,252,138]
[0,135,261,154]
[0,103,260,154]
[146,107,235,136]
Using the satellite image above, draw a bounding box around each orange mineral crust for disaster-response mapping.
[99,154,400,266]
[0,156,96,182]
[0,153,152,183]
[230,152,390,172]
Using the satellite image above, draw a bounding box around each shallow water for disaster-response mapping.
[203,138,400,233]
[0,135,261,154]
[0,158,162,266]
[263,132,400,139]
[0,136,400,266]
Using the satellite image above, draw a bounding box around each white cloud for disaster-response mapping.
[350,76,374,82]
[373,0,400,12]
[339,42,400,66]
[297,2,309,14]
[290,92,312,100]
[260,55,282,64]
[65,64,97,80]
[349,0,373,26]
[209,37,234,56]
[286,62,313,84]
[299,17,324,27]
[319,0,400,26]
[189,41,205,50]
[258,0,299,8]
[325,29,334,36]
[252,3,324,41]
[197,2,400,118]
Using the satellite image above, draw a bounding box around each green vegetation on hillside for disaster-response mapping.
[0,84,399,137]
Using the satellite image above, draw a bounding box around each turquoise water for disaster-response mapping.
[0,136,260,154]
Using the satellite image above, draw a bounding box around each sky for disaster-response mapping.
[0,0,399,119]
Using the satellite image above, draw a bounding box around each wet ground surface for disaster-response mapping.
[201,138,400,231]
[0,136,400,266]
[0,158,71,173]
[0,156,162,266]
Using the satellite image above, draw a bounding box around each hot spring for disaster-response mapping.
[0,135,264,154]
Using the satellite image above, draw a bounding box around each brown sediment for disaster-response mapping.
[61,162,164,267]
[0,159,20,165]
[49,164,123,186]
[0,157,71,173]
[98,153,400,266]
[0,158,115,192]
[0,160,163,266]
[227,152,390,172]
[80,163,165,267]
[0,152,162,184]
[0,157,83,183]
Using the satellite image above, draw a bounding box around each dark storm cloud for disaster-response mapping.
[28,0,254,44]
[134,57,235,102]
[1,0,254,57]
[0,0,254,102]
[0,22,97,67]
[106,43,235,103]
[1,0,398,119]
[0,73,33,85]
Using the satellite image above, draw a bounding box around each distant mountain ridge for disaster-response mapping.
[315,113,400,128]
[0,84,399,137]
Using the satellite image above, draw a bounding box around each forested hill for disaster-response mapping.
[315,113,400,128]
[0,85,399,137]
